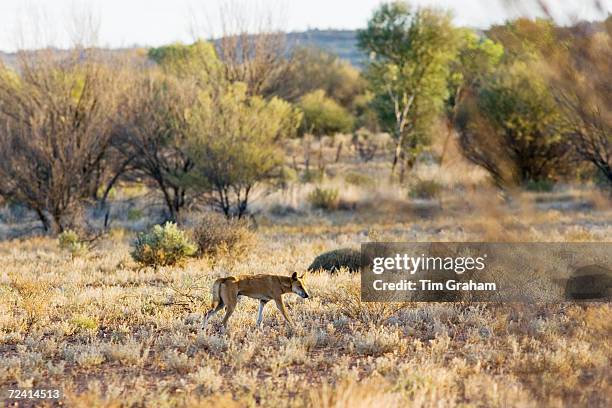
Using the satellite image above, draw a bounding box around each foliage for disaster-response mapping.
[344,172,375,187]
[457,61,573,186]
[186,82,302,218]
[300,168,325,184]
[488,18,558,63]
[0,52,121,233]
[546,26,612,188]
[409,179,443,199]
[275,46,366,109]
[307,248,362,273]
[524,179,555,192]
[148,41,221,83]
[127,208,143,222]
[358,3,460,174]
[114,73,196,221]
[131,222,197,267]
[298,90,355,137]
[193,212,254,258]
[447,29,504,113]
[58,230,89,257]
[308,187,340,210]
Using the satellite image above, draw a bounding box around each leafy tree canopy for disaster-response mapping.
[298,89,355,137]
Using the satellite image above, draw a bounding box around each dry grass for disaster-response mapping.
[0,144,611,407]
[0,187,610,407]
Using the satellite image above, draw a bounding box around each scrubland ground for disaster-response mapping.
[0,140,611,407]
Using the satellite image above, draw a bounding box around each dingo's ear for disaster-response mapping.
[291,271,298,280]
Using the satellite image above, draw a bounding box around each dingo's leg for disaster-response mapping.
[256,300,269,327]
[218,282,239,330]
[221,297,237,329]
[203,301,224,329]
[274,298,294,328]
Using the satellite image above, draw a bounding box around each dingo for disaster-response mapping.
[203,272,310,330]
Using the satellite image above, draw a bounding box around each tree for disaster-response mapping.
[148,40,221,86]
[186,82,301,218]
[447,29,504,118]
[114,73,196,222]
[488,18,557,62]
[442,29,503,168]
[547,23,612,187]
[0,51,120,233]
[297,89,355,171]
[358,2,459,178]
[298,90,355,137]
[197,1,290,97]
[483,16,611,188]
[456,61,573,187]
[273,47,366,108]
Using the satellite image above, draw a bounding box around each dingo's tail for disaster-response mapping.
[210,277,236,309]
[210,278,223,309]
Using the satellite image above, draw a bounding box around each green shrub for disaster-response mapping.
[308,248,362,273]
[278,166,299,188]
[193,213,254,258]
[131,222,197,267]
[409,179,443,199]
[525,179,555,192]
[58,229,88,257]
[344,172,374,187]
[301,168,325,184]
[308,187,340,210]
[298,89,355,136]
[127,208,143,221]
[70,315,99,332]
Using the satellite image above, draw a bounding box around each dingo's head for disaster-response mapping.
[291,272,310,299]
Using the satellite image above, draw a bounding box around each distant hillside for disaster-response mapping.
[286,29,364,67]
[0,29,365,69]
[3,20,606,70]
[0,51,17,68]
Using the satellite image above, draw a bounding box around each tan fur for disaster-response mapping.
[203,272,309,330]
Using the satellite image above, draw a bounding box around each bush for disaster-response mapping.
[127,208,143,221]
[131,222,197,267]
[308,248,362,273]
[186,82,301,218]
[525,179,555,192]
[456,62,573,187]
[409,179,443,199]
[193,213,254,258]
[344,172,375,187]
[298,89,355,136]
[58,229,88,257]
[300,168,325,184]
[308,187,340,210]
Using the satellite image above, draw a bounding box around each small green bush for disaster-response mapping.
[58,229,88,257]
[193,213,254,258]
[308,187,340,210]
[344,172,375,187]
[409,179,443,199]
[308,248,362,273]
[297,89,355,136]
[131,222,197,267]
[127,208,143,221]
[70,315,99,332]
[525,179,555,192]
[301,168,325,184]
[278,167,299,188]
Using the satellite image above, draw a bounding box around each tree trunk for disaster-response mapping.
[335,142,343,163]
[318,137,325,171]
[391,134,404,177]
[35,209,51,233]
